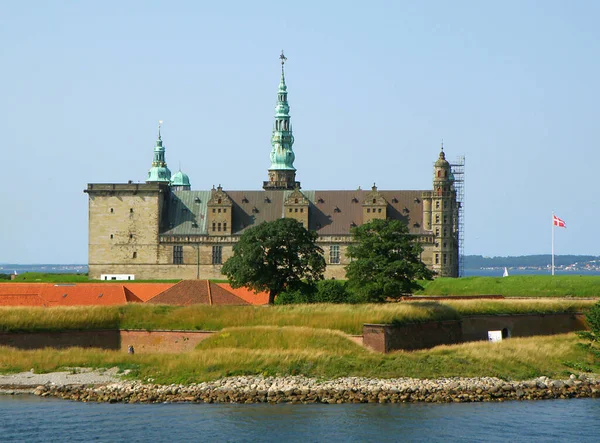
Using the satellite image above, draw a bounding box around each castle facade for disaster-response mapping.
[85,55,460,280]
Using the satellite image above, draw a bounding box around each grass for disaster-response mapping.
[0,300,596,335]
[7,273,90,283]
[416,275,600,297]
[0,330,596,383]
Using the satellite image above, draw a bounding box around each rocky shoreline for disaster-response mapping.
[24,374,600,404]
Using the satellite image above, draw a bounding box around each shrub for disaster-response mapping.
[313,280,352,304]
[578,301,600,346]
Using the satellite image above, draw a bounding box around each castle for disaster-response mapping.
[85,53,460,281]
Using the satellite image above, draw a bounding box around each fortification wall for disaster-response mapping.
[363,313,588,353]
[0,330,215,353]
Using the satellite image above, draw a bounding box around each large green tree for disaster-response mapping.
[346,218,434,302]
[221,218,326,304]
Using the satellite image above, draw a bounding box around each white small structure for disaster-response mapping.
[488,330,503,342]
[100,274,135,281]
[502,267,509,277]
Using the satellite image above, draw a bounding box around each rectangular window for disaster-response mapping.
[218,222,222,232]
[435,253,439,264]
[223,222,227,232]
[329,245,340,264]
[173,245,183,264]
[443,254,447,265]
[435,201,440,209]
[212,222,216,232]
[367,208,371,213]
[212,246,222,265]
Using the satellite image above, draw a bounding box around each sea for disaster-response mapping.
[2,264,600,277]
[1,396,599,442]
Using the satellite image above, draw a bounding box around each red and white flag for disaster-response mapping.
[553,215,566,228]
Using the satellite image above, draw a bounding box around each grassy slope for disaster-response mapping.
[0,329,595,383]
[417,275,600,297]
[0,300,596,335]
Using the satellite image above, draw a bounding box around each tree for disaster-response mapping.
[577,301,600,360]
[345,218,434,302]
[221,218,326,304]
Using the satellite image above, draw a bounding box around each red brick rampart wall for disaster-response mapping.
[364,313,588,353]
[120,330,215,353]
[0,330,215,353]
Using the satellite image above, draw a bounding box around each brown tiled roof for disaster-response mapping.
[216,283,269,305]
[146,280,248,306]
[163,189,427,237]
[123,284,176,302]
[309,190,426,236]
[39,284,128,306]
[0,294,47,306]
[210,283,250,305]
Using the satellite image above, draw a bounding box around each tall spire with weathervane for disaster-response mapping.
[147,120,172,183]
[263,51,299,190]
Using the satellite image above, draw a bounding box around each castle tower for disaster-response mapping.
[431,144,458,277]
[263,51,299,190]
[147,122,172,184]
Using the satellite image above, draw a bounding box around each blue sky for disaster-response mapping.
[1,0,598,263]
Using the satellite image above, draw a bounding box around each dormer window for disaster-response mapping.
[372,199,376,204]
[217,198,222,204]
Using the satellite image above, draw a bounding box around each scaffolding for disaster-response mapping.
[450,156,465,277]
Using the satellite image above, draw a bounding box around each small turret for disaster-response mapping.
[170,170,191,190]
[147,121,171,184]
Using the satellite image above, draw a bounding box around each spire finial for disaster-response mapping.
[158,120,163,140]
[441,139,444,151]
[279,50,287,66]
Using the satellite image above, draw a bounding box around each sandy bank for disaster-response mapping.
[0,368,126,394]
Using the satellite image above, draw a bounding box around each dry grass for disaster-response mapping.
[0,300,595,335]
[0,328,599,383]
[0,331,595,384]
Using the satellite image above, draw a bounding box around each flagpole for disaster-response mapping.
[551,212,555,276]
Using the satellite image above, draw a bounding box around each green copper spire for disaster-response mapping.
[147,120,172,183]
[269,50,295,171]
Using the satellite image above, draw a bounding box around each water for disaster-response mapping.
[1,396,599,442]
[463,269,600,277]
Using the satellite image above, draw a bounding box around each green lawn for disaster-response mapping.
[416,275,600,297]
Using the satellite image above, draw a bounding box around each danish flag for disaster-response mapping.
[553,215,566,228]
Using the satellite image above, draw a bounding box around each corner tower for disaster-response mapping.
[430,144,459,277]
[147,121,171,184]
[263,51,299,190]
